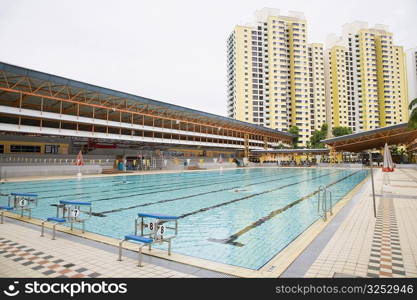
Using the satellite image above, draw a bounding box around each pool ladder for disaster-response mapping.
[317,185,333,221]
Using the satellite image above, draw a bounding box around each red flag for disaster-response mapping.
[75,151,84,166]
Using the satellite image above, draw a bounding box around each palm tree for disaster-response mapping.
[409,98,417,129]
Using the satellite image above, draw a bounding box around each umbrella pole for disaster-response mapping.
[369,151,376,218]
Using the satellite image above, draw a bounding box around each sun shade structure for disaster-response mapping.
[321,123,417,153]
[0,61,293,153]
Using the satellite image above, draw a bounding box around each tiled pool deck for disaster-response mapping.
[0,220,197,278]
[301,167,417,278]
[0,167,416,278]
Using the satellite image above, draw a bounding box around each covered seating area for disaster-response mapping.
[251,148,330,166]
[321,123,417,164]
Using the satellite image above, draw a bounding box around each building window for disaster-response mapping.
[10,145,41,153]
[45,145,60,154]
[0,145,3,153]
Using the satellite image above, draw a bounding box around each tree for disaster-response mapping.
[289,126,300,149]
[392,145,408,164]
[332,126,352,137]
[309,123,328,149]
[408,98,417,129]
[392,145,406,156]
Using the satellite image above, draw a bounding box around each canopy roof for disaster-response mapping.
[322,123,417,152]
[251,148,329,154]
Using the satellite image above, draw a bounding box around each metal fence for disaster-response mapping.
[0,155,115,167]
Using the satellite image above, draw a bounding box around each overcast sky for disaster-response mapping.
[1,0,416,116]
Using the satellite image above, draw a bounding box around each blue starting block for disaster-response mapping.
[41,200,92,240]
[0,192,39,223]
[118,212,179,267]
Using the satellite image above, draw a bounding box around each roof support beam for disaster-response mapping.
[0,78,291,144]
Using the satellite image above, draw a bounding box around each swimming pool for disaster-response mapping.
[0,168,368,270]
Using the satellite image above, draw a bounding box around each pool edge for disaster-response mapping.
[258,172,370,277]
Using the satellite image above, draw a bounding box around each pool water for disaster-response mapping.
[0,168,368,270]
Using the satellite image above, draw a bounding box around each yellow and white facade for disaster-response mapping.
[324,35,350,129]
[325,22,409,132]
[227,8,312,146]
[228,13,410,146]
[308,43,326,131]
[227,25,254,123]
[393,46,409,123]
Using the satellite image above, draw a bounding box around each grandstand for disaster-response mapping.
[0,62,293,178]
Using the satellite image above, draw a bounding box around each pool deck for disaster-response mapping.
[299,167,417,278]
[0,218,235,278]
[1,166,416,278]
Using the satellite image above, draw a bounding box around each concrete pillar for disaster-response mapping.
[244,133,249,158]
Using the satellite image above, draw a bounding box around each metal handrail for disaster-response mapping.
[317,185,333,221]
[317,185,325,213]
[327,189,333,216]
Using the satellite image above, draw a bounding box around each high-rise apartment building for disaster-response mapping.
[308,43,326,131]
[228,10,409,147]
[407,47,417,105]
[227,8,315,146]
[325,22,409,132]
[325,36,350,129]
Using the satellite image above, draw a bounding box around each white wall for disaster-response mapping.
[0,165,102,179]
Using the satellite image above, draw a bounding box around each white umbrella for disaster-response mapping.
[382,143,394,172]
[387,145,395,170]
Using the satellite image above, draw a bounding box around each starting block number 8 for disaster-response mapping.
[157,225,165,236]
[148,221,157,232]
